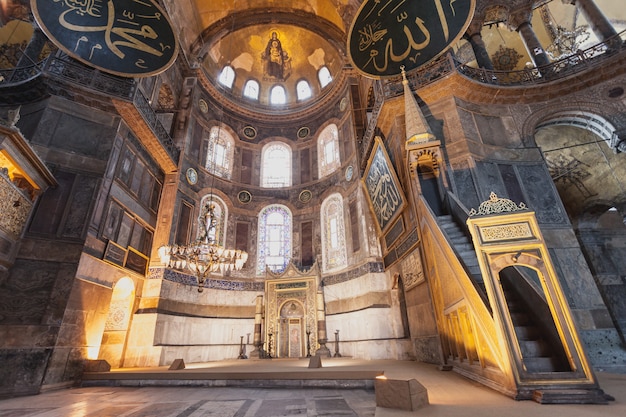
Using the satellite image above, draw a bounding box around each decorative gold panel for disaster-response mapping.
[478,222,533,243]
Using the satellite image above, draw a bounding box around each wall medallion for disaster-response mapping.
[299,190,312,203]
[243,126,257,140]
[339,97,348,112]
[198,99,208,113]
[297,127,310,139]
[345,165,354,181]
[31,0,179,77]
[238,190,252,204]
[185,168,198,185]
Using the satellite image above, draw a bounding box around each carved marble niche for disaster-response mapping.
[264,262,320,358]
[0,121,56,269]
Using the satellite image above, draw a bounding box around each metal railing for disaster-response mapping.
[456,31,626,87]
[0,62,42,85]
[359,80,384,168]
[44,52,179,163]
[42,51,136,99]
[131,88,180,163]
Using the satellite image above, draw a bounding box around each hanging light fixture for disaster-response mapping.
[158,200,248,292]
[159,13,247,292]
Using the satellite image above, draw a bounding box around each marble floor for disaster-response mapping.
[0,386,375,417]
[1,360,625,417]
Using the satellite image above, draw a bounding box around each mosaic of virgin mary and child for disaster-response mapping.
[262,31,291,81]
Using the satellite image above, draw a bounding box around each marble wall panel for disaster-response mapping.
[474,161,507,203]
[516,164,567,225]
[326,306,399,342]
[0,348,52,398]
[153,315,254,346]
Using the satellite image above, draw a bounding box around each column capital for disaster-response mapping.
[466,20,485,38]
[508,9,533,31]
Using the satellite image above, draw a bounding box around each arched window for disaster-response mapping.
[243,79,260,100]
[198,194,227,246]
[257,205,292,275]
[296,79,312,101]
[261,142,291,187]
[205,126,234,179]
[218,66,235,88]
[270,85,287,105]
[321,194,347,272]
[318,66,332,88]
[318,124,340,178]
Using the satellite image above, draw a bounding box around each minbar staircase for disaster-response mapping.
[437,215,483,287]
[435,211,611,404]
[502,278,571,374]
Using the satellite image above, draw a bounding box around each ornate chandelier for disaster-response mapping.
[158,202,248,292]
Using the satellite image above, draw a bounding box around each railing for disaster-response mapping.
[359,80,384,170]
[382,29,626,98]
[456,31,625,87]
[131,89,180,163]
[445,190,472,236]
[42,52,179,164]
[0,62,43,85]
[42,51,136,99]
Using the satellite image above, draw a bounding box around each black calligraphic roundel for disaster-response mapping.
[348,0,475,78]
[31,0,179,77]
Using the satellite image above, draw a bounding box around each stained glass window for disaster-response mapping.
[261,142,291,187]
[257,205,292,275]
[318,124,340,178]
[321,194,347,272]
[206,126,234,179]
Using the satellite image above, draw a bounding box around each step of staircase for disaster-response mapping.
[532,389,610,404]
[524,356,563,373]
[519,339,552,357]
[436,215,483,286]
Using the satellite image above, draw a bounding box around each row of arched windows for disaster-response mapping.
[200,193,348,275]
[218,66,333,104]
[205,124,341,185]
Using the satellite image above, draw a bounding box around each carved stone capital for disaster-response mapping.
[508,9,533,31]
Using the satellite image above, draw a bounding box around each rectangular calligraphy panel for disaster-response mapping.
[362,136,406,233]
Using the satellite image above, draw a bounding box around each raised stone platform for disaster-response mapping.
[81,358,383,390]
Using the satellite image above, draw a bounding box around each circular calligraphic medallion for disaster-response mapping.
[299,190,312,203]
[345,165,354,181]
[238,190,252,204]
[348,0,475,77]
[339,97,348,112]
[198,99,208,113]
[243,126,257,139]
[31,0,179,77]
[185,168,198,185]
[297,127,310,139]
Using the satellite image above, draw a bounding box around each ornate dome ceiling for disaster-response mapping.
[201,23,345,111]
[179,1,355,112]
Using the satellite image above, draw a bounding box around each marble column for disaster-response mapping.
[315,290,331,357]
[467,31,494,70]
[16,26,46,68]
[248,294,264,358]
[514,18,551,68]
[465,19,494,70]
[562,0,617,43]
